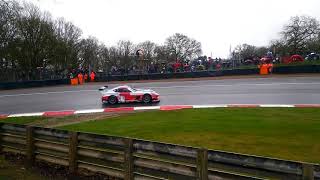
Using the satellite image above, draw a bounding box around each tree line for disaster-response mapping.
[0,0,202,82]
[2,0,320,82]
[231,15,320,61]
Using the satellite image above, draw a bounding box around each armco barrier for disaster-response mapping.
[0,123,318,180]
[0,79,70,90]
[95,70,246,82]
[1,65,319,90]
[273,65,320,74]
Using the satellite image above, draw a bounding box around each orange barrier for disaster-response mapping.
[70,78,78,85]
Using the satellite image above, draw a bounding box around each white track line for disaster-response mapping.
[193,104,228,108]
[74,109,105,114]
[8,112,44,117]
[134,106,161,110]
[259,104,295,107]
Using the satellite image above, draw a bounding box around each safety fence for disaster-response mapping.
[0,123,319,180]
[1,65,320,90]
[0,79,70,90]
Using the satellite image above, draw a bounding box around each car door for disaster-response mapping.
[118,88,134,102]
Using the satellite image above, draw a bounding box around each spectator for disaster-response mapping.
[90,71,96,82]
[84,73,88,82]
[216,63,221,70]
[78,72,83,84]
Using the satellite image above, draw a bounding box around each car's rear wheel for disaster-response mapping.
[142,94,152,103]
[108,96,118,105]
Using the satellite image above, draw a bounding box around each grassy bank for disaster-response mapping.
[60,108,320,163]
[1,116,49,124]
[0,113,129,127]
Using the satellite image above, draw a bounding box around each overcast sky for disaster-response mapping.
[26,0,320,58]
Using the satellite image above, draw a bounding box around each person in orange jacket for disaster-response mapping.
[77,73,84,84]
[84,73,88,82]
[90,71,96,82]
[268,63,273,74]
[258,62,269,75]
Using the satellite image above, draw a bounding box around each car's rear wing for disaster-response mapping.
[98,86,108,91]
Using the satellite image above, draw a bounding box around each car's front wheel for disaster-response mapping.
[142,94,152,103]
[108,96,118,105]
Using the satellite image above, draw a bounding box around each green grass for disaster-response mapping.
[1,116,49,124]
[60,108,320,163]
[1,115,88,126]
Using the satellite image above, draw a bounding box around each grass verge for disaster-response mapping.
[0,113,123,127]
[1,116,49,125]
[60,108,320,163]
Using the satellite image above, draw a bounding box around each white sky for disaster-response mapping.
[26,0,320,58]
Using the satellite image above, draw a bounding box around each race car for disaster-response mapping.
[99,85,160,105]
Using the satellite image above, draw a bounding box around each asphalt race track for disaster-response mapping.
[1,76,320,114]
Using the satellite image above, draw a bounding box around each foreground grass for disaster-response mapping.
[1,116,49,125]
[61,108,320,163]
[0,113,119,127]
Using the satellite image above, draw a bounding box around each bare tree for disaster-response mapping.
[0,0,21,81]
[232,44,259,60]
[117,40,134,73]
[281,15,320,55]
[137,41,157,61]
[15,2,56,80]
[165,33,202,62]
[53,18,82,71]
[154,45,171,63]
[0,0,19,48]
[78,36,99,72]
[97,44,111,73]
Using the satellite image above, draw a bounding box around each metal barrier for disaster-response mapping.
[0,123,318,180]
[1,65,319,90]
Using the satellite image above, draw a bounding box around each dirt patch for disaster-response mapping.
[0,153,49,180]
[1,153,119,180]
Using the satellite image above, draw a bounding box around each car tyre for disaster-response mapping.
[108,96,118,105]
[142,94,152,103]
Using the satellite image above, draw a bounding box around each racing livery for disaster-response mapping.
[99,85,160,104]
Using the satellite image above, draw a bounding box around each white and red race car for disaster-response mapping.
[99,85,160,105]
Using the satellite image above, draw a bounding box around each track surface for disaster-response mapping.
[1,76,320,114]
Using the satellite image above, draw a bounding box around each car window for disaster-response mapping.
[116,88,131,92]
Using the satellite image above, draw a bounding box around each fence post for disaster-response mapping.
[302,163,314,180]
[69,131,78,174]
[25,126,35,169]
[0,123,3,153]
[197,148,208,180]
[124,138,133,180]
